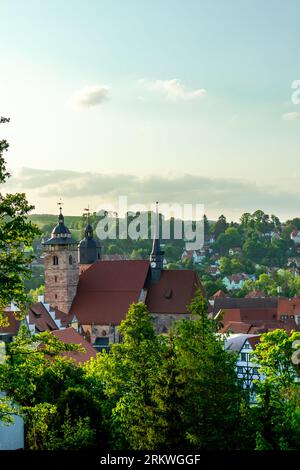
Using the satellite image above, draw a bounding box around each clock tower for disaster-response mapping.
[150,202,164,282]
[43,204,79,313]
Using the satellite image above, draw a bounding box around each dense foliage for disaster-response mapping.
[2,293,300,450]
[0,117,40,322]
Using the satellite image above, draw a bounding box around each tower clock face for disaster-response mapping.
[151,261,156,268]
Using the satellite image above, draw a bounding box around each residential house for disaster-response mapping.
[222,273,252,291]
[206,265,221,277]
[225,334,262,403]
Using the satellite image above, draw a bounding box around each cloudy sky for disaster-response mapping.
[1,0,300,220]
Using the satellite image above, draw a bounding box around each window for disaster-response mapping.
[55,294,57,299]
[244,342,250,349]
[237,366,243,374]
[69,255,73,265]
[241,352,248,362]
[53,255,58,265]
[54,276,58,283]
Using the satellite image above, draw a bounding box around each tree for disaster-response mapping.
[91,302,164,450]
[0,325,102,449]
[172,293,247,450]
[0,117,40,323]
[214,227,242,255]
[252,330,300,450]
[213,214,228,238]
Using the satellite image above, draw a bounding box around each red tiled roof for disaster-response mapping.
[245,290,266,298]
[220,321,253,334]
[213,289,227,298]
[248,336,261,349]
[53,308,72,327]
[291,230,300,238]
[51,328,97,363]
[278,297,300,315]
[0,311,21,335]
[221,307,278,324]
[70,260,150,325]
[28,303,58,332]
[146,270,202,314]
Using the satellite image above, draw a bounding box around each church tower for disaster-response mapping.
[43,205,79,313]
[150,202,164,282]
[78,208,101,272]
[78,222,101,266]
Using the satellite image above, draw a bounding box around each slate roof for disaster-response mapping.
[224,334,260,353]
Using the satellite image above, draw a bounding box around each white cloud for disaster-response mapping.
[5,167,300,216]
[138,78,207,101]
[69,85,111,108]
[282,111,300,121]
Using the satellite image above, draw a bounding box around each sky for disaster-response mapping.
[1,0,300,220]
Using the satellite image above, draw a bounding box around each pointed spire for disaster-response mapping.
[151,201,160,255]
[150,201,164,282]
[83,205,93,239]
[57,199,64,223]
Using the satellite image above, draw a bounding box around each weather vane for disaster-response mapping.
[84,205,91,223]
[57,198,64,214]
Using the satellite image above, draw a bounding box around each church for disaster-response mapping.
[42,206,203,349]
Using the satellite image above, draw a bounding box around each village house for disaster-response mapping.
[222,273,253,291]
[211,296,300,335]
[291,230,300,250]
[181,249,205,265]
[206,265,221,277]
[224,334,263,403]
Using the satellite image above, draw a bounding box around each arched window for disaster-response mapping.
[53,255,58,265]
[69,255,73,265]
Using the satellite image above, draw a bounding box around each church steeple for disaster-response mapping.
[78,206,101,265]
[150,202,164,282]
[42,202,79,313]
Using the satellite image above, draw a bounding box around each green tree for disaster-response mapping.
[0,117,40,323]
[173,294,246,450]
[252,330,300,450]
[92,302,164,450]
[213,214,228,238]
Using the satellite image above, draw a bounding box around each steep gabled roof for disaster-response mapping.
[70,260,150,325]
[28,302,59,332]
[145,269,202,314]
[225,334,260,353]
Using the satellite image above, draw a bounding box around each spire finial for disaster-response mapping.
[150,201,164,282]
[57,199,64,222]
[154,201,159,240]
[84,205,91,224]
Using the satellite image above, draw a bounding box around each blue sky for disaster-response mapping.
[1,0,300,219]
